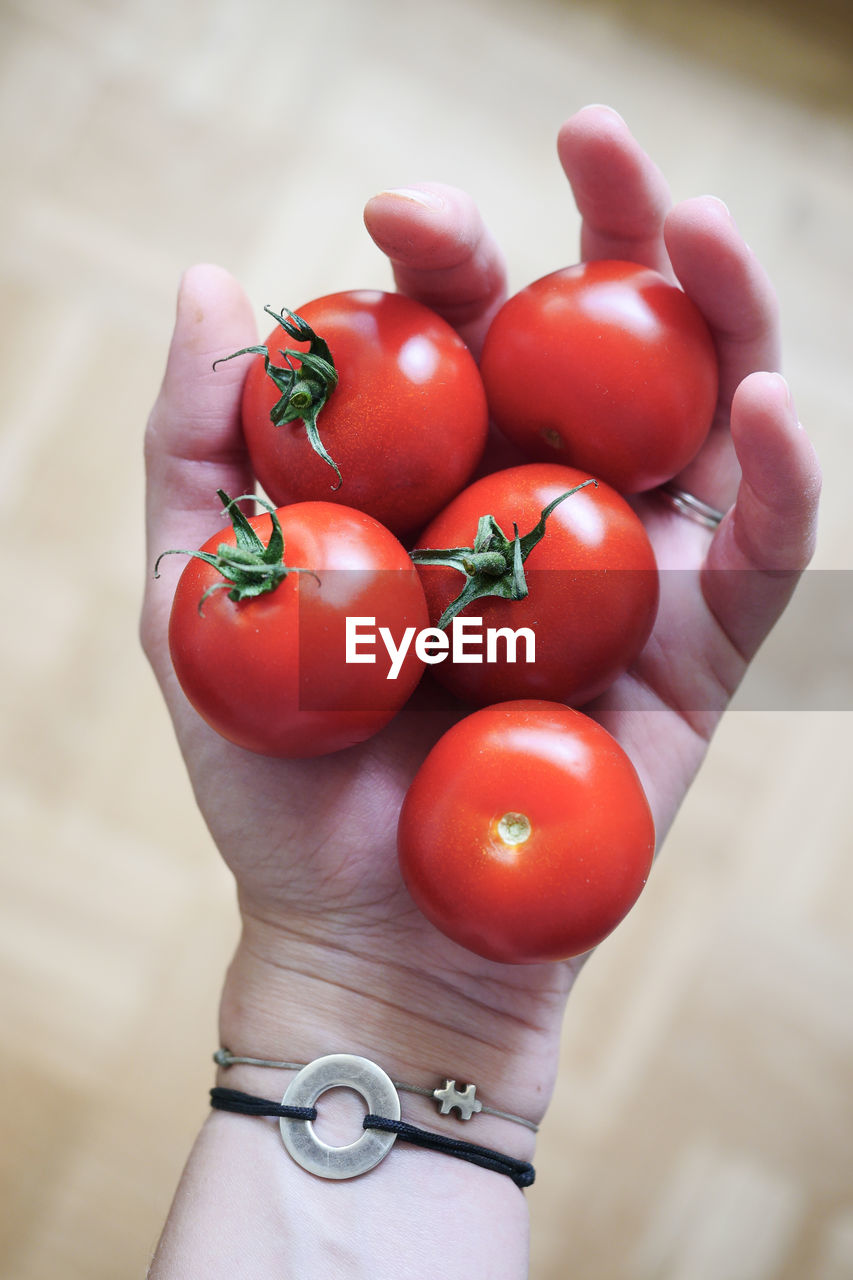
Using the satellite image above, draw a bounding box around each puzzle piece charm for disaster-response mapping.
[433,1078,483,1120]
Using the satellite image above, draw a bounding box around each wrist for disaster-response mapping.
[153,907,568,1278]
[217,909,571,1148]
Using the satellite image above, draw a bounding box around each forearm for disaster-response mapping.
[149,1107,531,1279]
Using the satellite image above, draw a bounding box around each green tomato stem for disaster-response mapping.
[410,478,598,629]
[213,308,342,489]
[153,489,316,614]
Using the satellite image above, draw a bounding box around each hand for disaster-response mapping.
[368,105,820,826]
[140,106,820,1138]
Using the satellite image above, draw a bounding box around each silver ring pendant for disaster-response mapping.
[279,1054,401,1179]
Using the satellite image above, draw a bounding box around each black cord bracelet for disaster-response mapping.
[210,1086,536,1189]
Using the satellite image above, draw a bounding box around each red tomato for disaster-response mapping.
[412,463,658,707]
[398,700,655,963]
[479,260,718,493]
[166,498,428,757]
[239,291,489,538]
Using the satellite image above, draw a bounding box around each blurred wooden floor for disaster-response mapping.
[1,0,852,1277]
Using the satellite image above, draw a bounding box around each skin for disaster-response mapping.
[141,105,821,1277]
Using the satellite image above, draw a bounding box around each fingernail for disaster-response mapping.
[580,103,625,123]
[378,187,445,211]
[771,371,791,404]
[175,265,206,328]
[702,195,733,220]
[173,270,189,331]
[772,372,800,424]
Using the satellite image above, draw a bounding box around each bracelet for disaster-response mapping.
[210,1052,536,1188]
[214,1047,539,1131]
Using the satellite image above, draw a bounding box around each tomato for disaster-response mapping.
[398,700,655,963]
[236,291,489,538]
[164,494,428,757]
[478,260,718,493]
[411,463,658,707]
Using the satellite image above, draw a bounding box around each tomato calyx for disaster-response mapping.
[154,489,316,613]
[496,812,532,846]
[411,478,598,628]
[214,307,342,489]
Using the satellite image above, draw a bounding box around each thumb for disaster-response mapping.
[142,263,257,681]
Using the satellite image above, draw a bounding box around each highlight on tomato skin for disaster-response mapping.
[397,700,656,965]
[478,259,719,494]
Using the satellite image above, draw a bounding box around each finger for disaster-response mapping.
[662,196,782,509]
[363,183,507,355]
[703,371,821,659]
[665,196,782,409]
[142,264,256,674]
[556,105,673,274]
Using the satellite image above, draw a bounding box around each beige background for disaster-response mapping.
[1,0,852,1276]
